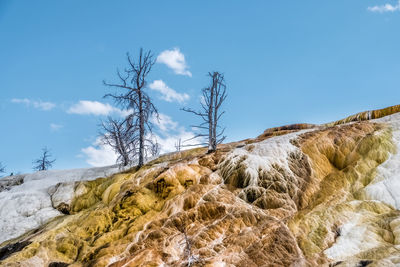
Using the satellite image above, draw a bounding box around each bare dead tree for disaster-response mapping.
[103,48,159,168]
[182,71,227,153]
[33,147,56,171]
[148,141,160,159]
[0,162,5,176]
[100,115,137,167]
[182,228,193,266]
[175,138,182,152]
[177,224,200,267]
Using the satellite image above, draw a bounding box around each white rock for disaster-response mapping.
[0,165,121,244]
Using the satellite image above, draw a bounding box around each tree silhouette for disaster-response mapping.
[33,147,56,171]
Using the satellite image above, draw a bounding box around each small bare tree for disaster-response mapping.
[100,116,136,167]
[175,138,182,152]
[182,71,227,153]
[103,48,159,168]
[33,147,56,171]
[177,224,200,267]
[148,141,160,159]
[0,162,5,176]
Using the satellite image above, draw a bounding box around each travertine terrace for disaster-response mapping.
[2,105,400,266]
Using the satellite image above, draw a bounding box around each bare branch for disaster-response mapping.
[177,224,201,266]
[175,138,182,152]
[181,71,227,153]
[181,143,208,147]
[181,107,207,117]
[102,48,158,167]
[0,162,5,176]
[33,147,56,171]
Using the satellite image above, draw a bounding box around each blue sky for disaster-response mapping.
[1,0,400,174]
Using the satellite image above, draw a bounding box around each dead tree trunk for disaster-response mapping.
[182,71,227,153]
[103,48,158,168]
[138,90,145,167]
[208,80,214,152]
[33,147,56,171]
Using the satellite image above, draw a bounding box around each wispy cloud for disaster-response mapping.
[368,0,400,12]
[151,113,178,132]
[50,123,63,132]
[149,80,190,103]
[11,98,56,111]
[67,100,130,117]
[157,48,192,77]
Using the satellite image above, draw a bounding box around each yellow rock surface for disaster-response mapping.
[2,107,400,266]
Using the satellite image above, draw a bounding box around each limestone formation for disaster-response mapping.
[2,105,400,266]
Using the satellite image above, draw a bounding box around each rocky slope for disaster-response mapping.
[2,105,400,266]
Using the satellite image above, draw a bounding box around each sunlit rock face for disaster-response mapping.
[2,105,400,266]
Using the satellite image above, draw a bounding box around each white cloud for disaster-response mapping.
[50,123,63,131]
[149,80,190,103]
[67,100,114,115]
[151,113,178,132]
[67,100,131,117]
[81,137,118,167]
[368,1,400,12]
[11,98,56,111]
[157,48,192,77]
